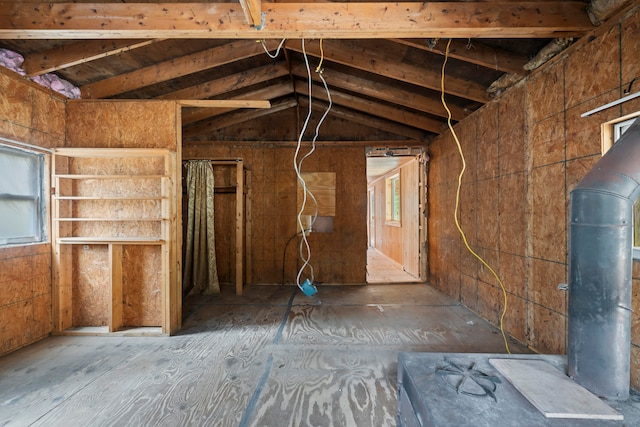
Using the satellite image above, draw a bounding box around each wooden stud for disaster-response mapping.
[109,244,123,333]
[236,161,244,296]
[245,170,253,286]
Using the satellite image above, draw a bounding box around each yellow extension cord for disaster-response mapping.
[440,39,511,354]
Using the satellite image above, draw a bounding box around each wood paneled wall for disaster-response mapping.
[0,68,65,355]
[428,7,640,388]
[368,158,420,276]
[183,143,367,285]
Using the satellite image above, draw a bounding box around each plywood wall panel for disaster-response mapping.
[459,273,478,312]
[526,62,564,125]
[476,178,499,249]
[66,101,177,150]
[122,246,162,327]
[0,72,32,130]
[72,245,109,327]
[32,90,65,141]
[527,303,566,354]
[499,83,527,175]
[621,10,640,86]
[476,281,501,326]
[476,103,499,181]
[499,172,527,256]
[184,144,366,285]
[529,113,565,168]
[528,258,566,315]
[528,163,566,263]
[498,253,527,299]
[457,119,477,184]
[0,73,60,355]
[503,294,527,344]
[564,25,621,110]
[565,91,620,160]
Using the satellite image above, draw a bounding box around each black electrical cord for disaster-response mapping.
[281,231,305,287]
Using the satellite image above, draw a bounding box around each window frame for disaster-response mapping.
[601,112,640,260]
[385,173,401,226]
[0,143,47,247]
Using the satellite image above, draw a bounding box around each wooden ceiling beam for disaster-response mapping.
[182,98,297,139]
[390,39,529,76]
[21,39,165,77]
[287,39,490,103]
[181,82,294,124]
[290,63,469,121]
[156,61,289,100]
[300,98,429,141]
[0,3,593,39]
[294,80,445,134]
[80,39,276,98]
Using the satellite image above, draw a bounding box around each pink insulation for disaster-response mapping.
[0,48,81,99]
[0,48,26,75]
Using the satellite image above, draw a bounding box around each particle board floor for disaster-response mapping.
[366,248,421,283]
[0,284,527,427]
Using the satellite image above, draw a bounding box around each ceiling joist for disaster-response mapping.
[0,2,594,39]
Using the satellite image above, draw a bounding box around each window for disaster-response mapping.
[603,114,640,259]
[385,173,401,224]
[0,144,46,246]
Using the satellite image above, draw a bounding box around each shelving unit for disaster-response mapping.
[52,148,179,336]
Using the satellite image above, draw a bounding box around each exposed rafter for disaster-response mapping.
[390,39,529,76]
[156,62,289,101]
[302,99,430,141]
[290,63,469,121]
[80,40,278,98]
[294,80,445,134]
[182,98,297,139]
[22,39,165,77]
[181,82,293,124]
[0,2,593,39]
[287,39,490,103]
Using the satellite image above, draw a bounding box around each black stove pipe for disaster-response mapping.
[568,118,640,400]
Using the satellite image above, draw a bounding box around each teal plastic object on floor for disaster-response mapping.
[299,279,318,296]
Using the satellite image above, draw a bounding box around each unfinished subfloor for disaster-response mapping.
[0,283,528,426]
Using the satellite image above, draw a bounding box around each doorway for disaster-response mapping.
[365,147,426,283]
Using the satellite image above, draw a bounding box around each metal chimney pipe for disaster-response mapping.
[568,118,640,400]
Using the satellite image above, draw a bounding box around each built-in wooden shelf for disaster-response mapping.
[52,147,179,336]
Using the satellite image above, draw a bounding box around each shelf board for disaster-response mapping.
[54,218,164,222]
[55,174,167,179]
[57,237,164,245]
[54,326,165,337]
[54,196,165,201]
[54,148,170,158]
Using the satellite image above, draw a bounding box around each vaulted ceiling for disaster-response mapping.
[0,1,609,143]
